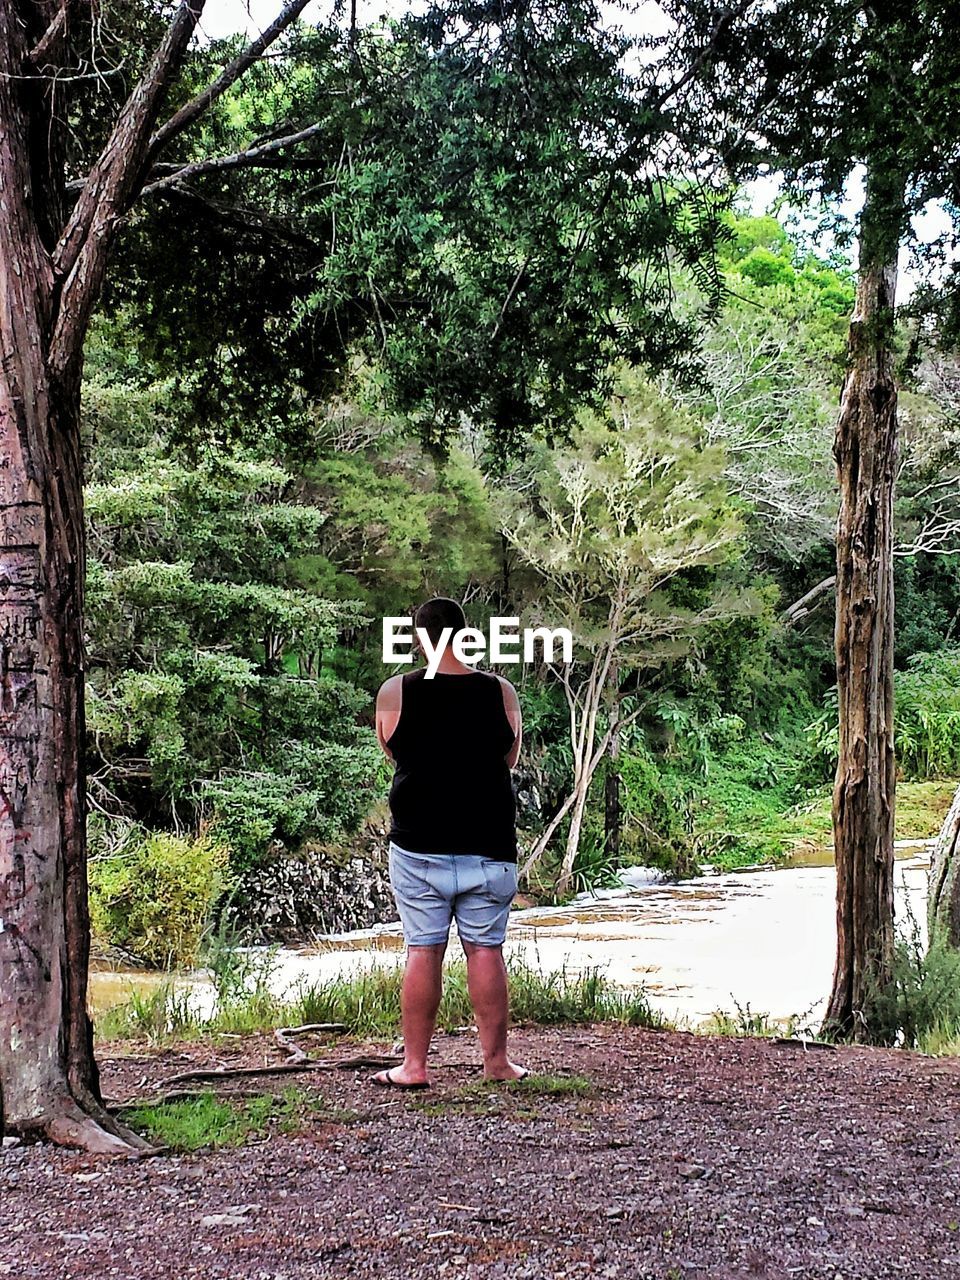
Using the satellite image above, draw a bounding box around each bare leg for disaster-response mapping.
[463,941,527,1080]
[376,942,446,1086]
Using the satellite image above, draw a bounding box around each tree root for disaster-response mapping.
[273,1022,348,1064]
[42,1099,155,1156]
[773,1036,837,1051]
[161,1053,400,1088]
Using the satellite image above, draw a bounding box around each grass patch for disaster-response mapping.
[121,1086,355,1150]
[778,779,955,852]
[700,1002,789,1038]
[416,1073,595,1117]
[96,982,199,1042]
[454,1072,594,1100]
[682,771,955,872]
[97,958,667,1044]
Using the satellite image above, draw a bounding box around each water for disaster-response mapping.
[89,844,934,1030]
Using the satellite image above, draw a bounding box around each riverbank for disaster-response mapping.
[89,845,935,1034]
[4,1024,959,1279]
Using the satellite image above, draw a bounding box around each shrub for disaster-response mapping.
[89,824,232,967]
[867,896,960,1049]
[804,650,960,784]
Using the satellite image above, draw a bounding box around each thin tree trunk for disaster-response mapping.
[822,165,904,1043]
[558,781,591,897]
[604,661,621,862]
[928,783,960,948]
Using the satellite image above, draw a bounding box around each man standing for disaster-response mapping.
[373,597,527,1088]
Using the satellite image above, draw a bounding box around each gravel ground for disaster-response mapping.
[3,1024,960,1279]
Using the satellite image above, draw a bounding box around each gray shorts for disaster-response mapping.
[388,842,518,947]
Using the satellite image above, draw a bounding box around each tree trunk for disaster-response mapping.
[822,166,904,1043]
[0,0,215,1149]
[0,286,148,1151]
[604,661,621,862]
[928,783,960,948]
[558,781,591,897]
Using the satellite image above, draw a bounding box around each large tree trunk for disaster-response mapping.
[822,167,904,1042]
[0,6,145,1155]
[0,0,310,1147]
[928,783,960,948]
[0,0,225,1149]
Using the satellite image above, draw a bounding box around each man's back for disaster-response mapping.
[382,668,518,860]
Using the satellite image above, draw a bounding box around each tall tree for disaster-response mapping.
[0,0,317,1153]
[502,371,745,895]
[664,0,960,1041]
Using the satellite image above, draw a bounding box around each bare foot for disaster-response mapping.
[483,1061,529,1082]
[370,1065,430,1090]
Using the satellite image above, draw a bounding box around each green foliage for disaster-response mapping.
[88,822,231,968]
[700,1002,788,1038]
[895,650,960,779]
[806,650,960,783]
[866,897,960,1050]
[82,346,383,870]
[98,959,667,1043]
[121,1087,337,1152]
[96,982,198,1043]
[107,4,734,453]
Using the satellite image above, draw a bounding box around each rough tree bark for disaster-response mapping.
[928,783,960,949]
[822,164,905,1043]
[0,0,310,1151]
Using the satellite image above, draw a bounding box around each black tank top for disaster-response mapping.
[387,668,518,862]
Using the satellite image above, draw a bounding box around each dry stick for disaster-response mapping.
[273,1022,349,1064]
[161,1053,400,1087]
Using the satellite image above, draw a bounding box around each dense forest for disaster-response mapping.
[83,198,960,962]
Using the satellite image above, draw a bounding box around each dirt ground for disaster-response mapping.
[3,1024,960,1280]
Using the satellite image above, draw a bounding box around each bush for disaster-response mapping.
[89,822,232,967]
[864,895,960,1049]
[895,650,960,779]
[805,649,960,783]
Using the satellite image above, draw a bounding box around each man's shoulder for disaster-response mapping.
[493,674,519,704]
[377,672,406,702]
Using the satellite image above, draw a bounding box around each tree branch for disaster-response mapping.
[51,0,208,373]
[148,0,313,159]
[140,121,326,195]
[779,575,836,627]
[28,0,73,66]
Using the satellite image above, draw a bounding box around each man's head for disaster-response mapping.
[414,597,466,646]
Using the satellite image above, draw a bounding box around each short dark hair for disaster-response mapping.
[414,597,466,645]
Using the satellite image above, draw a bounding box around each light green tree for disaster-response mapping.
[502,371,749,896]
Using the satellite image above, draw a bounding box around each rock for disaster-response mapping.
[225,842,396,942]
[200,1203,259,1229]
[677,1163,708,1180]
[1,1136,20,1150]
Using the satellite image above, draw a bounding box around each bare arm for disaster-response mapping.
[375,675,403,761]
[497,677,523,769]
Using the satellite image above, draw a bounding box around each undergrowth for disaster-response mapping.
[97,957,668,1043]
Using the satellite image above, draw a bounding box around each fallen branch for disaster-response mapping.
[161,1053,399,1087]
[773,1036,837,1051]
[274,1022,349,1066]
